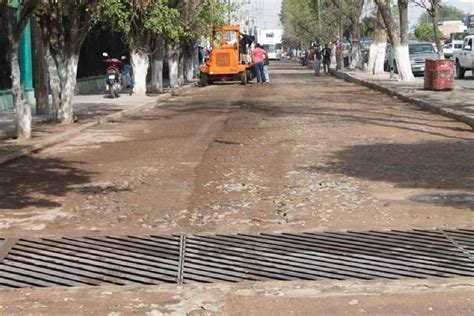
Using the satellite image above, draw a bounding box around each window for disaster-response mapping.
[466,39,473,50]
[409,44,435,54]
[454,43,463,49]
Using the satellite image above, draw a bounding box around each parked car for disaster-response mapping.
[443,40,463,58]
[453,35,474,79]
[408,42,439,75]
[384,42,438,75]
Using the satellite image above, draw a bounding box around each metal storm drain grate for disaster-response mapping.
[0,229,473,288]
[0,235,181,288]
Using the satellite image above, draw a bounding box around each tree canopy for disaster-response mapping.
[414,23,443,41]
[417,4,466,24]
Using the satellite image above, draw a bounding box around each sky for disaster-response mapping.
[241,0,474,30]
[409,0,474,25]
[245,0,283,29]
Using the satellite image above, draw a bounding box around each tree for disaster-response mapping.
[35,0,102,124]
[414,0,443,59]
[103,0,183,95]
[367,11,387,75]
[0,0,40,139]
[414,22,443,41]
[281,0,343,50]
[374,0,414,81]
[332,0,365,69]
[418,4,466,24]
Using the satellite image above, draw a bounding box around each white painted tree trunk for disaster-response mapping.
[368,42,387,75]
[192,42,199,78]
[350,44,363,69]
[178,52,185,86]
[184,54,194,81]
[131,50,149,95]
[150,45,165,93]
[367,42,378,72]
[167,43,179,89]
[46,53,62,122]
[150,57,164,93]
[373,42,387,75]
[58,54,78,124]
[10,46,32,139]
[395,45,414,81]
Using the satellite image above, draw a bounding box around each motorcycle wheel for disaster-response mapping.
[110,85,117,98]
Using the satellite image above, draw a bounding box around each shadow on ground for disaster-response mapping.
[302,140,473,208]
[0,156,95,210]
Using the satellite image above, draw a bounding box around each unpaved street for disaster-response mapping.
[0,61,473,314]
[1,61,472,237]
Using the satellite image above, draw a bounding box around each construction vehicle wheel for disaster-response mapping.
[246,70,252,81]
[200,73,209,86]
[240,71,247,85]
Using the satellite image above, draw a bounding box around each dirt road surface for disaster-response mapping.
[0,61,473,314]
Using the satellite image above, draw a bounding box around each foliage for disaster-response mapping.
[101,0,186,46]
[195,0,229,37]
[281,0,343,48]
[361,16,378,39]
[414,22,442,41]
[417,3,466,24]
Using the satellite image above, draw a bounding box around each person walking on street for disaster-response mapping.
[263,50,270,83]
[314,45,322,76]
[252,43,266,83]
[322,44,331,74]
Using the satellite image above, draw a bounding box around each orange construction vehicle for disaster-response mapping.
[200,25,253,86]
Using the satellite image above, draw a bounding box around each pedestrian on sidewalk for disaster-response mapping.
[314,44,322,76]
[263,50,270,83]
[252,43,266,83]
[123,59,134,90]
[322,44,331,74]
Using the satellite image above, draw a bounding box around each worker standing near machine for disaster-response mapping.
[239,34,255,64]
[252,43,267,83]
[263,49,270,83]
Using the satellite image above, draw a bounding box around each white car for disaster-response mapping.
[443,40,463,59]
[454,35,474,79]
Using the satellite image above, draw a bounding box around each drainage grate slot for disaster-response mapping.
[0,229,473,288]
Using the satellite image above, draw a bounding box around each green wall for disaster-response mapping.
[0,75,106,112]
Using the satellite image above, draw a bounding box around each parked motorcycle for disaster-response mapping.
[102,52,125,98]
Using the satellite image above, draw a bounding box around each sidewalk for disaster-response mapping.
[0,84,195,165]
[330,69,474,129]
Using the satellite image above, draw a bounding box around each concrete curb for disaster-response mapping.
[330,69,474,130]
[0,82,198,166]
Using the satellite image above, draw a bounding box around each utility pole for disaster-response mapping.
[12,0,34,104]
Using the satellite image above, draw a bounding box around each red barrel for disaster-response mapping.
[424,59,454,91]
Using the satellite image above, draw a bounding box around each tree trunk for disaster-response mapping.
[10,43,32,139]
[396,0,414,81]
[167,42,179,89]
[192,40,199,78]
[58,54,78,124]
[178,48,184,86]
[184,49,194,81]
[45,51,61,122]
[367,12,387,75]
[31,19,49,115]
[349,3,364,70]
[131,50,149,95]
[150,44,165,93]
[375,0,414,81]
[431,2,443,59]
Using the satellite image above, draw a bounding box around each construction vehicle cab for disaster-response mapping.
[200,25,252,86]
